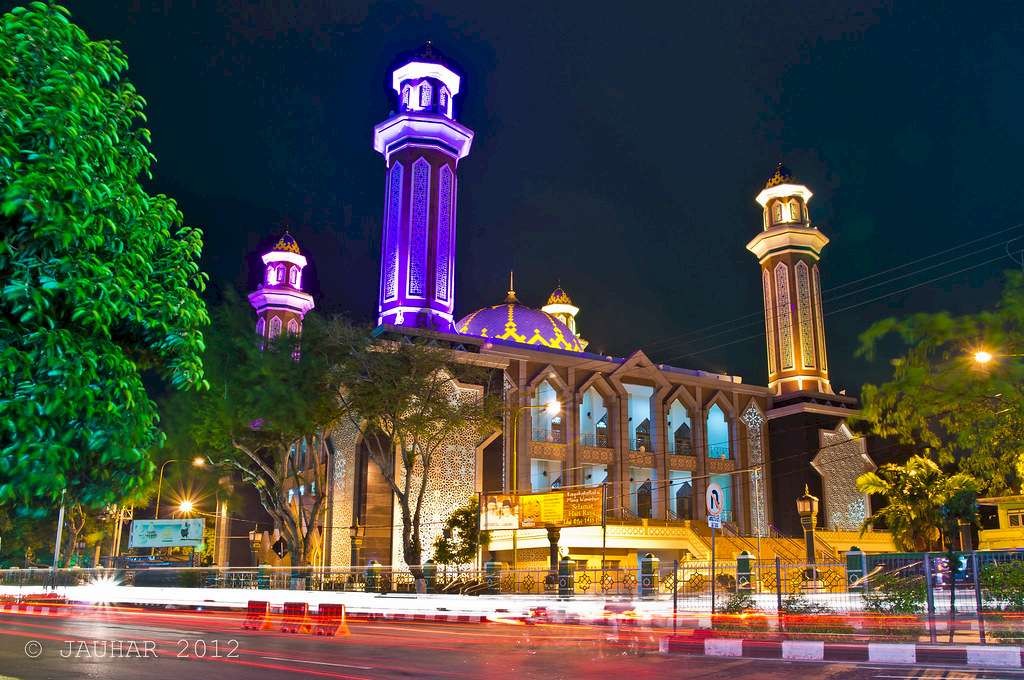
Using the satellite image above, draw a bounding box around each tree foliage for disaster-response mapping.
[0,3,208,510]
[164,295,343,566]
[433,497,484,566]
[856,271,1024,494]
[331,332,502,579]
[857,455,978,551]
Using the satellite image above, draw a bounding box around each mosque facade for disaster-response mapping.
[250,45,894,569]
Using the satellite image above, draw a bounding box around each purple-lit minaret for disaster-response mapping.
[248,232,314,338]
[373,43,474,331]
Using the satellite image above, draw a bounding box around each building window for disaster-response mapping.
[579,386,608,447]
[289,266,298,285]
[402,85,410,108]
[269,316,282,338]
[706,404,730,459]
[439,86,450,114]
[668,400,692,454]
[788,199,801,222]
[266,264,277,285]
[287,318,299,335]
[256,318,265,337]
[1009,510,1023,528]
[381,162,403,302]
[670,473,693,520]
[772,202,783,224]
[407,158,430,298]
[420,81,432,107]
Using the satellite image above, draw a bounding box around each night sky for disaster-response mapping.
[54,1,1024,392]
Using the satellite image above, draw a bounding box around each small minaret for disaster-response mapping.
[248,232,314,338]
[373,42,474,332]
[541,284,588,350]
[747,163,831,395]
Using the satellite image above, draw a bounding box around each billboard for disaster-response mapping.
[481,487,602,530]
[481,494,520,530]
[128,518,205,548]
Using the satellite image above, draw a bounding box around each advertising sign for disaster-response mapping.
[481,487,603,530]
[481,494,520,530]
[128,518,205,548]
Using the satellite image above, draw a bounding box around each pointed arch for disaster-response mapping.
[269,316,282,338]
[407,157,430,298]
[381,161,403,303]
[256,317,266,337]
[774,261,795,370]
[528,365,570,395]
[287,318,300,335]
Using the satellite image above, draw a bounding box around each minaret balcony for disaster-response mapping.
[373,112,474,162]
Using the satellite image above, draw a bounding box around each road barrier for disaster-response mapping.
[312,604,349,636]
[281,601,310,633]
[240,600,270,630]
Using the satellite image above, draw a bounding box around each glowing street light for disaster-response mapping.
[973,350,994,365]
[154,457,207,520]
[177,500,195,515]
[544,399,562,416]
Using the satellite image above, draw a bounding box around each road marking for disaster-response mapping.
[261,656,373,671]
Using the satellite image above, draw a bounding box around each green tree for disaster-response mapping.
[856,271,1024,494]
[433,497,486,566]
[165,296,344,566]
[0,3,208,510]
[857,456,978,551]
[332,333,501,585]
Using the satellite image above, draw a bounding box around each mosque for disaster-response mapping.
[247,44,894,570]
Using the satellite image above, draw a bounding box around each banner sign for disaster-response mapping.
[481,487,602,530]
[128,518,205,548]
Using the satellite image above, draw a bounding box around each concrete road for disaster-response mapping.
[0,609,1018,679]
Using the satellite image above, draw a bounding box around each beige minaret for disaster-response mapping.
[747,163,831,395]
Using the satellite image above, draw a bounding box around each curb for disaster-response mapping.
[660,635,1024,669]
[0,603,67,615]
[360,612,489,624]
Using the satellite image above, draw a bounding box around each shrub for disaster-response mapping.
[780,593,836,615]
[720,590,758,614]
[863,573,926,615]
[981,560,1024,612]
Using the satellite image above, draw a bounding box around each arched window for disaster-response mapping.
[287,318,299,335]
[440,86,449,114]
[706,404,731,459]
[637,479,653,518]
[256,318,265,337]
[266,265,276,285]
[269,316,282,338]
[289,266,298,285]
[635,418,650,451]
[772,202,783,224]
[402,85,411,108]
[789,199,801,222]
[668,400,692,454]
[420,81,432,107]
[675,480,692,519]
[276,264,285,284]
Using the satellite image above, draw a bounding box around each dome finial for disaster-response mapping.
[505,270,519,303]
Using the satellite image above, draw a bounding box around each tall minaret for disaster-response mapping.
[747,164,831,395]
[248,232,314,338]
[373,43,474,332]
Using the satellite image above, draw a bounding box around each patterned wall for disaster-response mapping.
[326,421,360,567]
[774,262,795,370]
[381,162,403,303]
[740,402,767,537]
[389,380,482,569]
[795,261,815,369]
[813,424,875,531]
[407,157,430,298]
[435,165,453,303]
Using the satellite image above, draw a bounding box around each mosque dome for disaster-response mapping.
[456,285,584,353]
[764,162,796,189]
[272,231,302,255]
[545,286,574,306]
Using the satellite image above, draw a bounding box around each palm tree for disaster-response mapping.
[857,456,978,552]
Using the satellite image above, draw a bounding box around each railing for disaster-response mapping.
[707,443,730,459]
[579,432,610,448]
[667,442,693,455]
[629,435,651,452]
[531,428,564,444]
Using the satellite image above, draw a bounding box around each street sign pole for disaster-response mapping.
[710,524,716,614]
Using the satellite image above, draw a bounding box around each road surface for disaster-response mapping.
[0,608,1018,679]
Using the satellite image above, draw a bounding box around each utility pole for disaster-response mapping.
[51,489,66,585]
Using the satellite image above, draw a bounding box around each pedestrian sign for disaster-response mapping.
[707,515,721,529]
[706,482,724,517]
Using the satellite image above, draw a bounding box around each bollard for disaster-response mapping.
[558,557,575,598]
[241,600,270,630]
[422,560,437,594]
[846,547,865,592]
[639,553,660,599]
[365,560,381,593]
[280,602,310,633]
[484,560,502,595]
[736,551,754,592]
[312,604,349,636]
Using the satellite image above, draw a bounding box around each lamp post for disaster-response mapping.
[154,457,205,519]
[509,399,561,571]
[796,485,820,587]
[349,520,365,568]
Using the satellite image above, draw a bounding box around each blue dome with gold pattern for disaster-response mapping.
[456,287,583,353]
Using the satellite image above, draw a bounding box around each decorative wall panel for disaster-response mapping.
[435,165,453,303]
[795,261,815,369]
[407,158,430,298]
[774,262,795,370]
[740,403,767,537]
[326,420,360,567]
[763,269,777,374]
[813,265,828,372]
[813,423,874,531]
[382,163,403,303]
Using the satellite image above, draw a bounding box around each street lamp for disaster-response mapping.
[971,349,1024,365]
[177,499,195,515]
[349,520,365,567]
[154,457,206,520]
[796,485,820,587]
